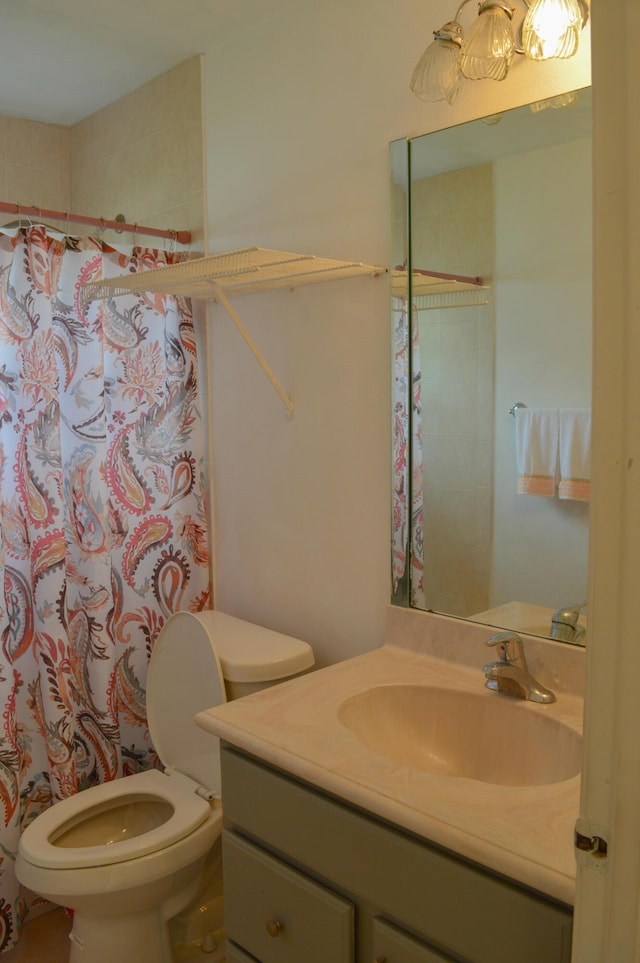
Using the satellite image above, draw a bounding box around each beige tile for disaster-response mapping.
[117,57,202,146]
[433,434,476,490]
[58,128,71,175]
[68,157,108,217]
[5,118,64,169]
[440,318,478,379]
[439,488,477,547]
[5,165,63,210]
[70,100,121,169]
[0,115,7,162]
[475,486,493,537]
[439,376,477,434]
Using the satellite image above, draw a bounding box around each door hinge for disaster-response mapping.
[575,819,608,859]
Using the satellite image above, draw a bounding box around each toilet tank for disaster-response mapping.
[184,610,315,701]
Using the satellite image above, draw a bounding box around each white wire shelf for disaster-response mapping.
[81,246,385,305]
[80,247,384,421]
[391,268,490,310]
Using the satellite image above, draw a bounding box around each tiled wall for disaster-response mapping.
[70,56,205,250]
[0,116,70,224]
[0,56,204,250]
[413,164,495,618]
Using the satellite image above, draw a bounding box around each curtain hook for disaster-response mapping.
[16,203,33,231]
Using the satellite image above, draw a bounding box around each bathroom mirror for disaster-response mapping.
[391,88,592,645]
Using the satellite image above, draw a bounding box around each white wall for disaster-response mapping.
[201,0,591,667]
[492,136,592,609]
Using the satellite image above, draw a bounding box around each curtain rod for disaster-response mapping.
[0,202,191,245]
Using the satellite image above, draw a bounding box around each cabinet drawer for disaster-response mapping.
[373,918,456,963]
[223,830,354,963]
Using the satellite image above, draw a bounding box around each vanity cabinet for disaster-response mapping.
[220,746,573,963]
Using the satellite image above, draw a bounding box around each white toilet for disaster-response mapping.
[16,610,314,963]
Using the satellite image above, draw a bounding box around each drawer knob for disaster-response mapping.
[266,919,283,938]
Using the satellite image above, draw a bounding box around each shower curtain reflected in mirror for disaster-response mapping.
[0,226,211,951]
[392,298,425,608]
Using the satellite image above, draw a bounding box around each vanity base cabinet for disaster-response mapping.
[220,746,573,963]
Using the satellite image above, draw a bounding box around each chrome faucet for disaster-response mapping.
[483,631,556,704]
[549,603,586,645]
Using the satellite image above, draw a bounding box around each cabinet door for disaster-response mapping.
[373,918,456,963]
[223,830,354,963]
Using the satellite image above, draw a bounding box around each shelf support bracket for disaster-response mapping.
[210,281,294,419]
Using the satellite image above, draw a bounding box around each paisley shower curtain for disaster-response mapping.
[392,298,425,608]
[0,226,211,951]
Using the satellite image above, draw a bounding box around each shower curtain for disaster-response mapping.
[392,298,425,608]
[0,226,211,951]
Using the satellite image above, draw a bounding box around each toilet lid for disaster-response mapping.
[147,610,314,796]
[147,612,227,797]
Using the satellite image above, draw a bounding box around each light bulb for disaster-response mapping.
[410,21,463,104]
[460,1,516,82]
[522,0,582,60]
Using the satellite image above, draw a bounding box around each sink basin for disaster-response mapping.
[338,685,582,787]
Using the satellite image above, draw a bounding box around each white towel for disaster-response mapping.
[515,408,558,496]
[558,408,591,502]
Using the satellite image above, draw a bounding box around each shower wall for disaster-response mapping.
[70,56,205,250]
[414,163,495,618]
[0,116,70,223]
[0,56,205,250]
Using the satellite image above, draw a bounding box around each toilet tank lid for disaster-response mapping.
[192,610,315,682]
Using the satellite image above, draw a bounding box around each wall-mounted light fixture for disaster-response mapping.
[410,0,589,105]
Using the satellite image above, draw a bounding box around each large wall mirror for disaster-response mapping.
[391,87,592,645]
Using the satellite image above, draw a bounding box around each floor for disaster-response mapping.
[3,908,71,963]
[1,908,226,962]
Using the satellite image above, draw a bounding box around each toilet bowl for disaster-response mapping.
[16,611,314,963]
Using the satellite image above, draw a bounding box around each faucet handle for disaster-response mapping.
[552,603,585,627]
[485,631,526,667]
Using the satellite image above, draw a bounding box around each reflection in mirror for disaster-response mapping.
[391,89,592,645]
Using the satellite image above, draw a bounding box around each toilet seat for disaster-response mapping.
[18,610,312,879]
[18,769,212,870]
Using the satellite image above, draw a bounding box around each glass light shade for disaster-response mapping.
[522,0,582,61]
[410,38,462,104]
[460,2,516,82]
[530,89,579,112]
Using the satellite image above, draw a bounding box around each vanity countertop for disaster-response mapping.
[196,616,583,907]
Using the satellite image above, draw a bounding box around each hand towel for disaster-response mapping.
[558,408,591,501]
[515,408,559,496]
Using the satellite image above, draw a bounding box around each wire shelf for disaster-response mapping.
[390,268,490,310]
[81,246,384,305]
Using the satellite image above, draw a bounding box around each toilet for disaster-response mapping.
[16,610,314,963]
